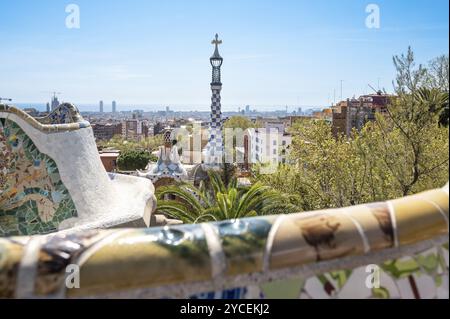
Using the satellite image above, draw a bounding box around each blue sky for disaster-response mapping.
[0,0,448,111]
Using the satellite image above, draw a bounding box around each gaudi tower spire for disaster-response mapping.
[206,34,224,165]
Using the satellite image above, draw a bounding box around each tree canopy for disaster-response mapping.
[98,134,164,153]
[256,49,449,211]
[223,116,254,130]
[117,150,152,171]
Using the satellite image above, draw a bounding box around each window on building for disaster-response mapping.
[282,140,286,146]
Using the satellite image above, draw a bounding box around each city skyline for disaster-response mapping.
[0,0,449,108]
[13,102,321,113]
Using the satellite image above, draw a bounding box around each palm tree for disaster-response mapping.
[155,170,299,224]
[413,87,449,127]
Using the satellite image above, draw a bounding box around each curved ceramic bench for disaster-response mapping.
[0,104,156,236]
[0,184,447,299]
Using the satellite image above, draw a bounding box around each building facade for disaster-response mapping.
[121,119,148,141]
[92,122,122,141]
[332,93,392,138]
[249,128,292,165]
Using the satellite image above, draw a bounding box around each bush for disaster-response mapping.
[117,150,151,171]
[149,153,159,163]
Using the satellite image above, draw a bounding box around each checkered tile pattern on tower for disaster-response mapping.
[206,87,223,164]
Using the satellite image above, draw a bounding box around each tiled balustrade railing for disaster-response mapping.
[0,185,448,299]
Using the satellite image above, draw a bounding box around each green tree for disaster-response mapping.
[220,162,237,188]
[374,88,449,195]
[156,170,298,223]
[140,135,165,153]
[392,46,427,94]
[117,150,152,171]
[257,119,382,210]
[425,55,449,126]
[98,134,164,153]
[393,48,449,126]
[425,54,449,92]
[224,116,254,130]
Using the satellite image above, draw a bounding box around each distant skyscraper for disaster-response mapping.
[112,101,117,113]
[99,100,104,113]
[245,105,250,114]
[51,95,60,111]
[46,102,50,113]
[205,34,224,166]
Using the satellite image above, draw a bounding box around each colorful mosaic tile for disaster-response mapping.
[0,119,77,236]
[297,245,449,299]
[217,218,273,276]
[0,159,447,298]
[207,244,448,299]
[38,103,83,125]
[0,104,90,132]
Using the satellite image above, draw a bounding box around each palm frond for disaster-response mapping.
[153,167,302,224]
[157,185,205,213]
[156,200,198,223]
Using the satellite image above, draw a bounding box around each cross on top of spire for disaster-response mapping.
[211,33,223,60]
[211,33,222,46]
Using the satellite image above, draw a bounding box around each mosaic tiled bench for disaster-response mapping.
[1,104,156,236]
